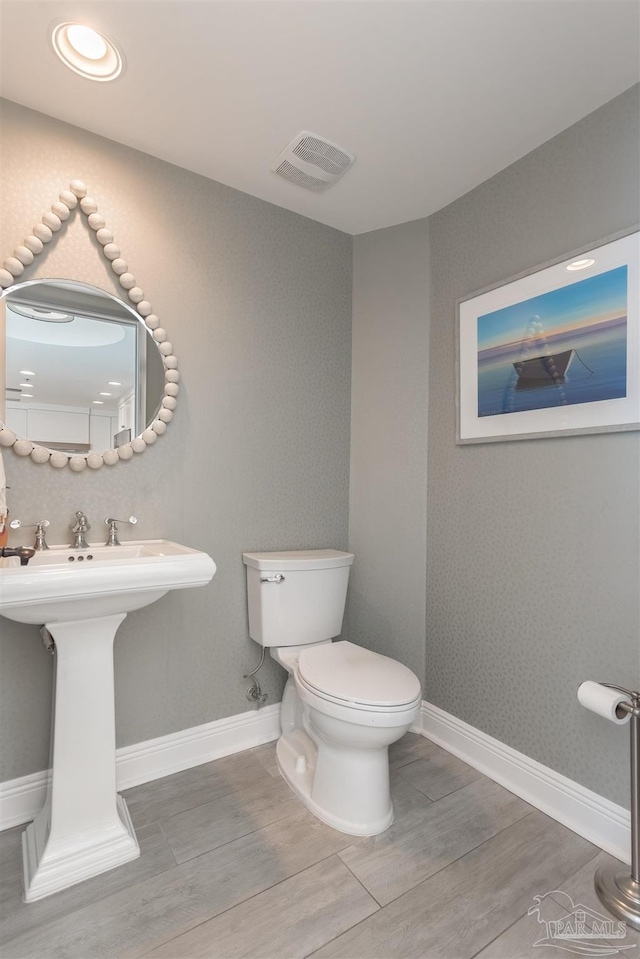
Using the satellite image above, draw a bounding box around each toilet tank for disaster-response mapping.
[243,549,354,647]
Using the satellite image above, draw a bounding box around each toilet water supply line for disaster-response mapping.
[577,681,640,930]
[243,574,285,705]
[244,646,268,706]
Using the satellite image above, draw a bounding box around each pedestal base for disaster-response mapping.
[595,861,640,931]
[21,613,140,902]
[22,794,139,902]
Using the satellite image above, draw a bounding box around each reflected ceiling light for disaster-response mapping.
[566,258,596,272]
[99,392,112,396]
[21,394,34,399]
[20,370,35,376]
[11,304,74,323]
[108,381,122,386]
[51,22,124,82]
[92,400,104,405]
[19,382,33,388]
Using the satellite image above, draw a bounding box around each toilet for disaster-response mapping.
[243,549,422,836]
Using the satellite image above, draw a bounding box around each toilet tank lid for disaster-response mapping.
[243,549,354,571]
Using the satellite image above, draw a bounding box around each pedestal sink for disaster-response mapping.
[0,539,216,902]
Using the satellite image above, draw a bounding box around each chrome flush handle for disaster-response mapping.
[260,573,285,584]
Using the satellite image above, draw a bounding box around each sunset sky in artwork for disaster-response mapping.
[477,266,627,354]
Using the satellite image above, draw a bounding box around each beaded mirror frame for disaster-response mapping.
[0,179,179,471]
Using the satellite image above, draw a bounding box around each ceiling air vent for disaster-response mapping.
[272,132,355,192]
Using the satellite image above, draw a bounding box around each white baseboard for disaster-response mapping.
[3,699,630,866]
[0,703,281,832]
[115,702,281,791]
[0,770,52,835]
[416,701,631,865]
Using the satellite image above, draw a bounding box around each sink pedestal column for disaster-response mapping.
[22,613,140,902]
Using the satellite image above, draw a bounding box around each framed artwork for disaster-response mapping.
[456,230,639,444]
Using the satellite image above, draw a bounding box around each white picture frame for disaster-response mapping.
[456,229,639,444]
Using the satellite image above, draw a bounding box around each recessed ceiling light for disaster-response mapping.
[566,258,596,272]
[20,370,35,376]
[11,304,74,322]
[19,382,33,388]
[108,381,122,386]
[51,22,124,82]
[92,400,104,405]
[21,394,34,399]
[67,24,107,60]
[99,392,112,396]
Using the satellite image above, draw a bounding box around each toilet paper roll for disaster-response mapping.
[578,681,631,725]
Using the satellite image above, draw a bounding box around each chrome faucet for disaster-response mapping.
[70,511,91,550]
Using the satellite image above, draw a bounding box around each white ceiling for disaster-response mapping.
[1,1,638,235]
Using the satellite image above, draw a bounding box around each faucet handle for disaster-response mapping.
[104,516,137,546]
[9,519,51,551]
[10,519,50,530]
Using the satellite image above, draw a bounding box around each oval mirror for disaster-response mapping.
[1,280,168,467]
[0,179,179,470]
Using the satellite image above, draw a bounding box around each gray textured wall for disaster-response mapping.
[2,87,638,812]
[0,100,352,783]
[426,85,640,808]
[348,221,430,682]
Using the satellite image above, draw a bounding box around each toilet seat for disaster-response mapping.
[297,641,421,710]
[297,672,422,714]
[295,670,420,729]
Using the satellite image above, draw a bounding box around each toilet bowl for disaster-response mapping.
[280,641,421,834]
[243,549,422,836]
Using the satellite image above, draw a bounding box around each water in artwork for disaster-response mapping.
[477,266,628,417]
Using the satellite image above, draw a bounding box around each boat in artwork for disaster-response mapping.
[513,348,575,391]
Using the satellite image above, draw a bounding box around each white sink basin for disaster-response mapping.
[0,539,216,624]
[0,538,216,902]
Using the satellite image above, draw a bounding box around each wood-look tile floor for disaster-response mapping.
[1,734,637,959]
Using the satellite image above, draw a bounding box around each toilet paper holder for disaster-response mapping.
[590,683,640,931]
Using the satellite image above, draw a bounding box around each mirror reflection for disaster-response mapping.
[1,280,165,454]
